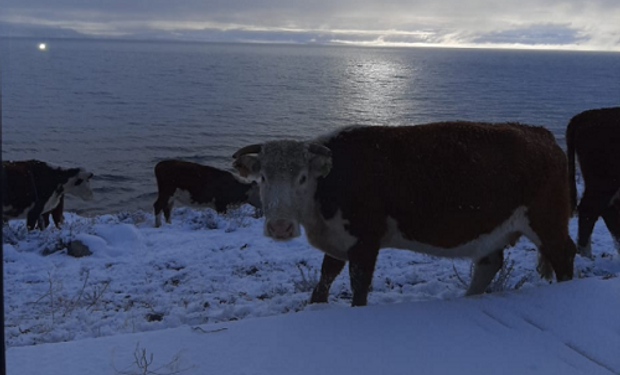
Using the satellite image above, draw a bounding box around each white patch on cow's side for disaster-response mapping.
[172,189,192,206]
[172,189,216,208]
[42,191,63,213]
[382,206,541,261]
[305,209,358,261]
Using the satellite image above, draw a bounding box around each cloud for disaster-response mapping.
[472,24,587,46]
[1,0,619,51]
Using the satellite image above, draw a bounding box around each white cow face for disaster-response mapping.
[64,169,94,201]
[234,140,332,240]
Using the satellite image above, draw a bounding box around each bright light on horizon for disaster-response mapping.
[39,43,47,50]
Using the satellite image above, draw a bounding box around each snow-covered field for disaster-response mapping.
[8,277,620,375]
[4,204,620,374]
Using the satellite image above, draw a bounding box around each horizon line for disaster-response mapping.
[2,34,620,54]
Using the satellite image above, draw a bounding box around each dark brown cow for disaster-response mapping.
[2,160,94,230]
[233,122,576,306]
[153,160,261,227]
[566,107,620,258]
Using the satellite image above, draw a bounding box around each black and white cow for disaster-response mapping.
[153,160,261,227]
[233,122,576,306]
[2,160,94,230]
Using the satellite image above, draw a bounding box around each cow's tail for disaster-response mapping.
[566,117,578,215]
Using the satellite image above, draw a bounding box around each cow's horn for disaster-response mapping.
[308,143,332,157]
[233,144,262,159]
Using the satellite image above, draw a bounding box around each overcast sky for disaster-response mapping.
[1,0,619,51]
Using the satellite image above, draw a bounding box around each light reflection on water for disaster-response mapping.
[2,39,619,214]
[337,57,415,124]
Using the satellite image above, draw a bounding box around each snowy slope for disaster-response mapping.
[3,205,620,374]
[7,276,620,375]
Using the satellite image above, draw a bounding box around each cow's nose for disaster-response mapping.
[267,219,294,240]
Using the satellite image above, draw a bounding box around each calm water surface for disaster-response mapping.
[2,38,620,215]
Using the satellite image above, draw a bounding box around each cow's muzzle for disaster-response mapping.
[266,219,297,240]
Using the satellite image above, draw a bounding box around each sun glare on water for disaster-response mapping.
[39,43,47,51]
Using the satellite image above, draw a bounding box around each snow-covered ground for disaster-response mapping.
[8,276,620,375]
[4,204,620,374]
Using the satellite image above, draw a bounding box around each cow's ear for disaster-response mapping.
[310,154,332,178]
[233,155,261,179]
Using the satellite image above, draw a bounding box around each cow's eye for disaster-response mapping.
[75,179,83,186]
[260,175,266,183]
[299,175,307,185]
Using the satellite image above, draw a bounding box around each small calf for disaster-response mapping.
[153,160,261,227]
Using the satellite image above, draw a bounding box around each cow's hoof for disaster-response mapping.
[577,244,593,260]
[309,290,328,304]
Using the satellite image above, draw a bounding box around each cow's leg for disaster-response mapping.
[528,220,576,282]
[153,194,170,227]
[43,213,51,228]
[601,205,620,253]
[310,254,346,304]
[525,179,576,281]
[215,200,228,214]
[35,215,47,230]
[51,197,65,228]
[153,200,163,228]
[528,212,576,282]
[532,234,576,282]
[465,250,504,296]
[577,189,614,258]
[163,201,173,224]
[27,207,44,231]
[347,240,380,307]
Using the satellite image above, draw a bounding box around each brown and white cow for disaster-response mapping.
[233,122,576,306]
[2,160,94,230]
[153,160,261,227]
[566,107,620,258]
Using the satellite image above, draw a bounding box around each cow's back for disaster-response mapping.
[154,160,248,204]
[316,122,568,247]
[568,107,620,185]
[155,160,217,189]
